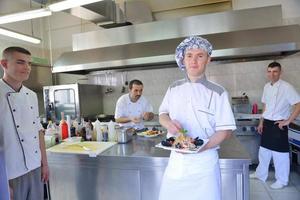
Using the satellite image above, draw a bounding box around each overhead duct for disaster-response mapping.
[66,0,126,27]
[32,0,130,27]
[52,5,300,74]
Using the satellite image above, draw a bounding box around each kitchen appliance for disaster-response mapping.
[234,118,260,164]
[43,83,102,123]
[288,119,300,165]
[51,6,300,74]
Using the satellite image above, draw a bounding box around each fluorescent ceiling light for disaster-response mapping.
[0,8,51,25]
[48,0,103,12]
[0,27,41,44]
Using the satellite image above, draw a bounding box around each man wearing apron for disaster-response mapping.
[159,36,236,200]
[115,79,154,130]
[0,47,49,199]
[251,61,300,189]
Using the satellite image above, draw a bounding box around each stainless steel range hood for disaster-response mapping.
[52,5,300,74]
[66,0,126,26]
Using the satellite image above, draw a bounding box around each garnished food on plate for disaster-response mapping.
[137,127,162,137]
[144,130,159,136]
[161,129,204,151]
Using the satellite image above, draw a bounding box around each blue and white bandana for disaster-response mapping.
[175,36,213,70]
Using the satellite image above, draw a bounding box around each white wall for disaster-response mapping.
[89,52,300,115]
[232,0,300,24]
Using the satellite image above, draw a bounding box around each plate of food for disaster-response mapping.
[143,130,161,137]
[137,129,161,137]
[155,129,209,153]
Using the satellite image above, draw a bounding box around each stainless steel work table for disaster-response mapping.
[47,135,251,200]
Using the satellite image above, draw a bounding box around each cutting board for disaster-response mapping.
[47,141,116,157]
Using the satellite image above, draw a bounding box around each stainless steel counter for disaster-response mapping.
[47,135,251,200]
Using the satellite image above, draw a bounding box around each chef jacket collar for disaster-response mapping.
[185,74,207,84]
[1,79,24,93]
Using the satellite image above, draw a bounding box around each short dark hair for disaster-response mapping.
[268,61,281,70]
[2,46,31,59]
[129,79,143,89]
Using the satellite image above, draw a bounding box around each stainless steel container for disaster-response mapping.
[116,127,134,144]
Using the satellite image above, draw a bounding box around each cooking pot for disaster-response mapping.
[116,126,135,144]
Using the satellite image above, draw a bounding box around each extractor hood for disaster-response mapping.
[52,5,300,74]
[33,0,127,26]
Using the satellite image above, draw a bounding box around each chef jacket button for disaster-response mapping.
[35,150,38,153]
[13,109,16,112]
[26,93,29,95]
[34,136,37,139]
[30,106,33,109]
[8,94,10,96]
[21,139,24,142]
[16,125,20,128]
[33,121,35,124]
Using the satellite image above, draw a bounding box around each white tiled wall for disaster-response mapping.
[89,53,300,115]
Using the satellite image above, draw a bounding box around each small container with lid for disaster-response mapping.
[116,127,134,144]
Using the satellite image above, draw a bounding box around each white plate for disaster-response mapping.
[155,139,209,154]
[136,132,145,136]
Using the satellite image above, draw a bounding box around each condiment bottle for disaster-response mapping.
[94,118,102,142]
[252,103,258,114]
[60,112,69,140]
[108,120,116,141]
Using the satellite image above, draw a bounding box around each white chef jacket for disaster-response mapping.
[159,75,236,139]
[158,75,236,200]
[115,93,153,129]
[262,79,300,121]
[0,79,42,180]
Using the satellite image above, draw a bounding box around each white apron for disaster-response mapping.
[159,149,221,200]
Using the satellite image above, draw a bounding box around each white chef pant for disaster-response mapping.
[159,150,221,200]
[255,147,289,185]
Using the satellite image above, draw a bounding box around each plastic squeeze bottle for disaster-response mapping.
[60,112,69,140]
[108,120,116,141]
[252,103,258,114]
[94,118,102,142]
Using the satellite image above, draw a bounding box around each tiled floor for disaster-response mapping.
[250,164,300,200]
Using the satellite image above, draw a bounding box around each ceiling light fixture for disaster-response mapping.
[0,8,51,25]
[48,0,103,12]
[0,27,41,44]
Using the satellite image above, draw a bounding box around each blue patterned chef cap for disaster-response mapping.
[175,36,213,70]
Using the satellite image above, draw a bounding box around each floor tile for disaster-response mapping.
[250,191,272,200]
[249,165,300,199]
[250,179,267,192]
[264,180,299,193]
[269,191,300,200]
[290,171,300,184]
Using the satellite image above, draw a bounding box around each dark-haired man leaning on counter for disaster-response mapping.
[115,79,154,130]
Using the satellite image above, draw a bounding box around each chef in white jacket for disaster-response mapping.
[115,79,154,130]
[159,36,236,200]
[0,47,49,200]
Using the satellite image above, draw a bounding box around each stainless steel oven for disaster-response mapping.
[234,117,261,164]
[43,83,103,123]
